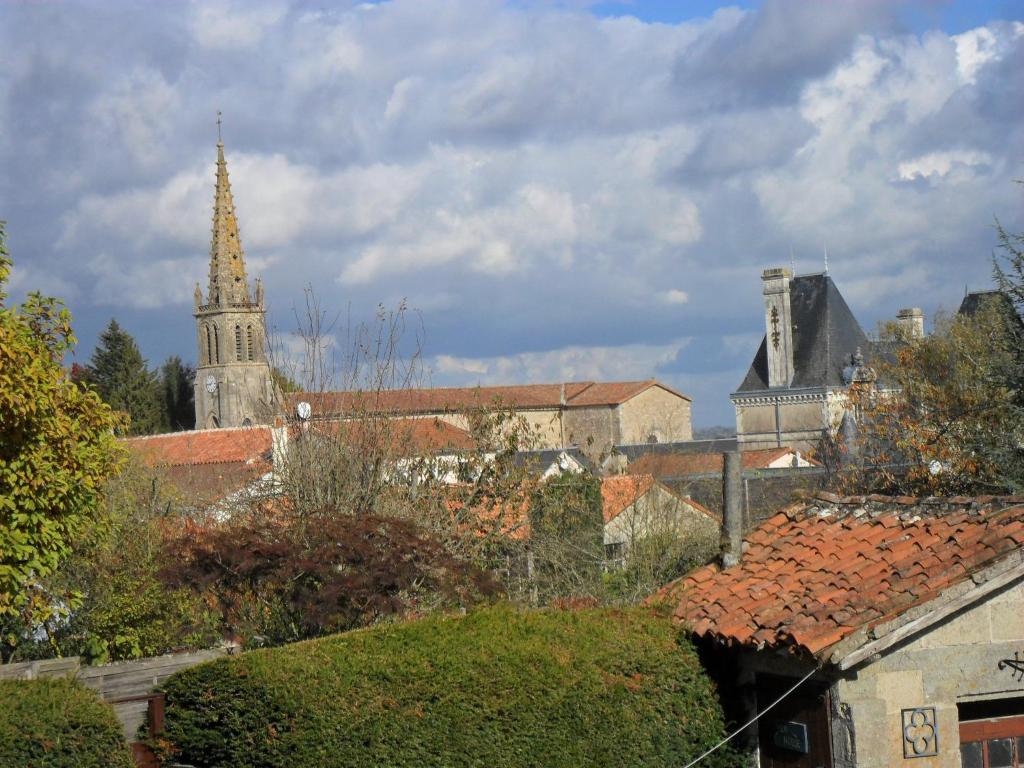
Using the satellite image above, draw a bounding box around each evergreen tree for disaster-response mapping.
[160,356,195,431]
[84,320,163,436]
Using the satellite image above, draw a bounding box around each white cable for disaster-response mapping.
[681,663,822,768]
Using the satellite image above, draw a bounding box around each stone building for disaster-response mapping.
[192,138,274,429]
[287,380,692,461]
[731,268,915,452]
[600,474,718,565]
[662,492,1024,767]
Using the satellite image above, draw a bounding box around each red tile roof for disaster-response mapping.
[303,417,475,453]
[662,493,1024,659]
[601,474,719,525]
[628,447,815,477]
[123,427,273,466]
[602,475,657,524]
[285,380,689,417]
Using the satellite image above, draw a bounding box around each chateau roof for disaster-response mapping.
[286,380,689,417]
[735,273,870,393]
[660,493,1024,662]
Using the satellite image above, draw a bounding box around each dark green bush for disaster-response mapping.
[0,677,134,768]
[161,605,739,768]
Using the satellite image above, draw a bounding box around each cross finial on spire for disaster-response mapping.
[216,111,223,144]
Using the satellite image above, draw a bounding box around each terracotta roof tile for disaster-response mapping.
[663,495,1024,658]
[600,474,718,525]
[286,380,689,417]
[123,426,273,466]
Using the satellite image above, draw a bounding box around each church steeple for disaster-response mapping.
[193,116,275,430]
[207,130,250,307]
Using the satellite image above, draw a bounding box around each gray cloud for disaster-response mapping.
[1,0,1022,426]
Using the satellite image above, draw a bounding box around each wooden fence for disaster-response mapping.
[0,649,226,766]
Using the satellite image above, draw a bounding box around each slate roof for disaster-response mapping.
[627,447,816,478]
[286,380,689,417]
[736,273,871,393]
[613,438,739,463]
[512,448,597,474]
[661,493,1024,659]
[959,289,1009,317]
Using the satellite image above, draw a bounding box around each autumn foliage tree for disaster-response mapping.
[162,510,498,647]
[842,296,1024,495]
[0,222,123,618]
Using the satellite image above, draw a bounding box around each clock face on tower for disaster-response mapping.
[205,374,218,394]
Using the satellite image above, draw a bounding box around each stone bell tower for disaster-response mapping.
[193,128,274,429]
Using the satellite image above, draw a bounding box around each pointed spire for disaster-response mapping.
[207,119,250,307]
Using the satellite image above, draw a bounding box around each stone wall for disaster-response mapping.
[617,386,692,445]
[832,577,1024,767]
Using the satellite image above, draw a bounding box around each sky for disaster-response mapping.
[2,0,1023,428]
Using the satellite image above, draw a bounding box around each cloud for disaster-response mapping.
[2,1,1023,428]
[661,289,690,304]
[429,337,691,386]
[189,0,286,50]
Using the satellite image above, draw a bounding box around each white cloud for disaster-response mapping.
[952,26,999,83]
[429,338,691,385]
[189,0,285,50]
[897,150,993,181]
[661,289,689,304]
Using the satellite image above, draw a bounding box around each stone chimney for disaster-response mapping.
[721,451,744,568]
[895,307,924,339]
[762,268,795,388]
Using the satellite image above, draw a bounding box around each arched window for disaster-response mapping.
[246,325,255,361]
[204,325,212,365]
[213,327,220,364]
[235,325,243,361]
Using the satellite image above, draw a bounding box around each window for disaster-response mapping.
[960,699,1024,768]
[213,327,220,363]
[204,325,212,365]
[246,325,254,361]
[235,325,243,361]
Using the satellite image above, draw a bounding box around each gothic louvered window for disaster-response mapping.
[204,325,212,365]
[235,325,243,361]
[213,327,220,364]
[246,325,254,361]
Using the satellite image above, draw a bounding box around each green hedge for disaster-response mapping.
[161,605,739,768]
[0,677,134,768]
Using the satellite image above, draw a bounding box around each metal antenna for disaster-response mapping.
[823,243,829,275]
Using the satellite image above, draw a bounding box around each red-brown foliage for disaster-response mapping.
[161,511,499,646]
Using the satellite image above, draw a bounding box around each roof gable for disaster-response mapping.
[663,493,1024,660]
[736,273,870,392]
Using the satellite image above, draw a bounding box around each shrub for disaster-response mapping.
[161,605,739,768]
[0,678,133,768]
